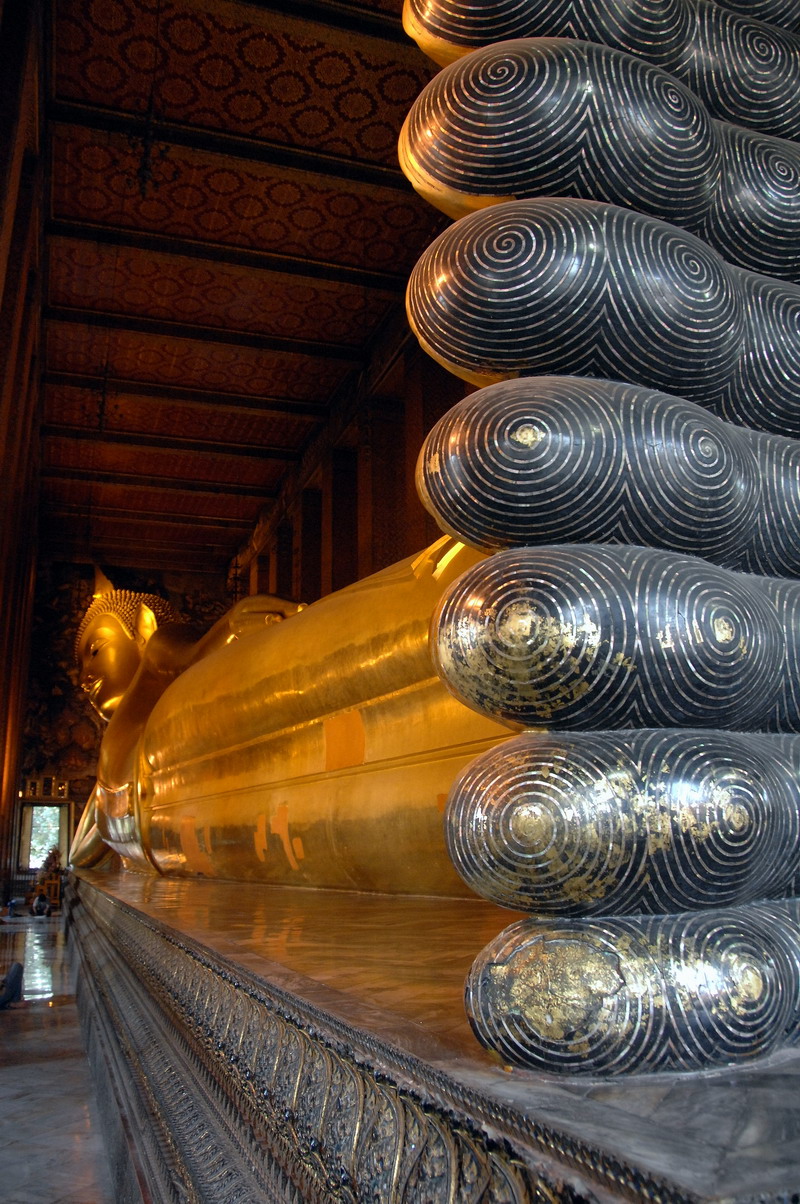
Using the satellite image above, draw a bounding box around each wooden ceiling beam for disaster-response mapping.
[37,541,231,574]
[46,222,408,294]
[43,530,240,554]
[234,0,407,42]
[43,424,302,461]
[43,467,277,499]
[48,100,409,190]
[44,372,327,420]
[45,305,365,363]
[44,503,253,532]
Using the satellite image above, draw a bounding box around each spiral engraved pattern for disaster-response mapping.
[403,39,588,209]
[402,0,800,139]
[740,430,800,580]
[750,900,800,1045]
[432,544,786,730]
[417,376,800,577]
[767,740,800,899]
[465,903,800,1074]
[698,121,800,280]
[400,39,800,280]
[403,0,800,1084]
[722,271,800,434]
[684,2,800,136]
[758,578,800,733]
[407,198,800,436]
[417,376,757,562]
[445,729,800,914]
[714,0,800,28]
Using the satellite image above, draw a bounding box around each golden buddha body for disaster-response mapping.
[71,539,512,896]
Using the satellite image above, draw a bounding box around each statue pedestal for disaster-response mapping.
[66,871,800,1202]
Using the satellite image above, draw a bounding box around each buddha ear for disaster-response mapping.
[133,602,158,648]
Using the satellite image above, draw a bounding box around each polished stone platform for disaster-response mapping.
[67,870,800,1202]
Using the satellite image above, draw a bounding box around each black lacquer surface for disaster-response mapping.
[403,0,800,139]
[714,0,800,26]
[466,899,800,1075]
[446,728,800,914]
[432,544,792,731]
[401,38,800,280]
[403,0,800,1085]
[419,378,742,556]
[407,198,800,435]
[418,376,800,577]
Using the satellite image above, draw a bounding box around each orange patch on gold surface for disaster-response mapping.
[254,813,268,862]
[270,803,300,871]
[180,817,214,875]
[324,709,366,771]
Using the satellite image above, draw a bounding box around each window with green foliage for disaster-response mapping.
[19,805,68,870]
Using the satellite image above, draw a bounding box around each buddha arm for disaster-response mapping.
[143,539,483,773]
[131,538,513,891]
[69,784,110,868]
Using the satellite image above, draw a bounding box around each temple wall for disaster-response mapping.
[0,0,44,884]
[231,326,470,603]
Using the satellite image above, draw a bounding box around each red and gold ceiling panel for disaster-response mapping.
[53,0,432,166]
[41,475,262,522]
[41,0,442,576]
[48,237,397,344]
[46,322,356,399]
[47,511,244,548]
[51,126,443,275]
[44,433,288,490]
[45,383,316,447]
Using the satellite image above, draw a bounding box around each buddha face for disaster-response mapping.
[77,613,143,721]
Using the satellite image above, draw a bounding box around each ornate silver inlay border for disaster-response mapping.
[66,876,691,1203]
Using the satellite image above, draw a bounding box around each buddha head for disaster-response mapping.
[75,586,180,721]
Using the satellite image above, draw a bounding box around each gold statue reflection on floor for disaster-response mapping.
[70,540,512,895]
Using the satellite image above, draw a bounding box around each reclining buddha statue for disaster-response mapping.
[69,542,513,895]
[70,0,800,1079]
[70,367,800,1078]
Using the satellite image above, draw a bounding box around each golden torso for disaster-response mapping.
[75,539,513,896]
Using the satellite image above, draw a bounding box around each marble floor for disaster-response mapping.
[0,916,115,1204]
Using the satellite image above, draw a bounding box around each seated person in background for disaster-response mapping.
[30,892,51,917]
[0,962,23,1008]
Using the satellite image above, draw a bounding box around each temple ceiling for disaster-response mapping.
[40,0,445,579]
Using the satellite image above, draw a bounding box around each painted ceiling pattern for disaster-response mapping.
[50,127,440,274]
[53,0,429,164]
[44,383,317,446]
[42,0,443,577]
[48,238,397,344]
